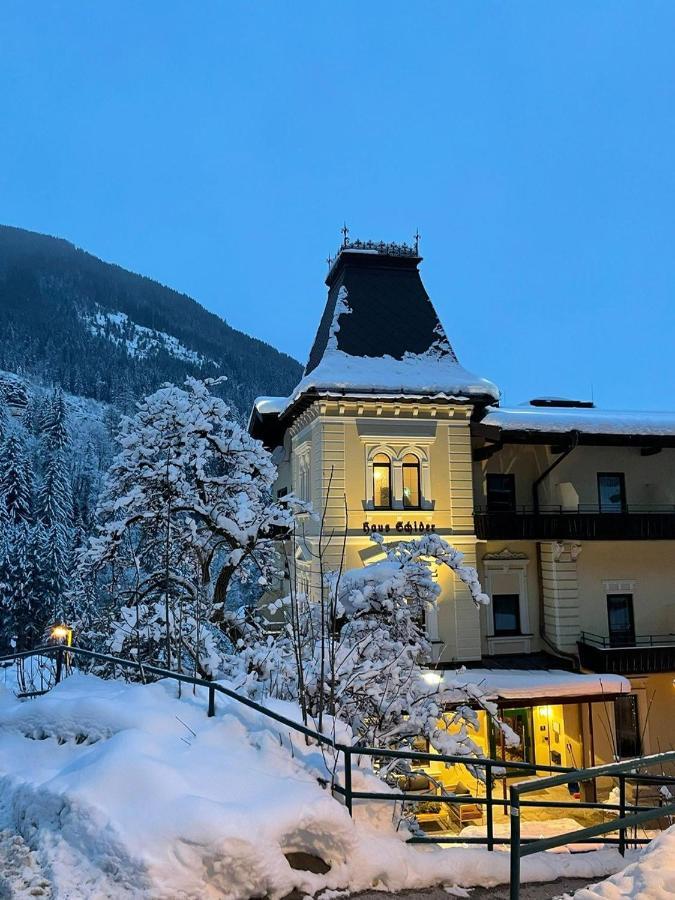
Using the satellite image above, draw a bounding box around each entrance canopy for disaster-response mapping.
[430,668,631,707]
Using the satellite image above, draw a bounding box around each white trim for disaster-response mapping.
[603,580,636,593]
[482,554,531,642]
[364,443,431,511]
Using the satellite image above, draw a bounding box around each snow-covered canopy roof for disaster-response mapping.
[479,406,675,440]
[434,668,631,703]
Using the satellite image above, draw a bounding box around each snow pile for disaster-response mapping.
[82,308,215,367]
[567,826,675,899]
[0,675,630,899]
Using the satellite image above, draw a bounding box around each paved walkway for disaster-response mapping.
[354,879,592,900]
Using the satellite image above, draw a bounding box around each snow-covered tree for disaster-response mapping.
[0,399,8,442]
[41,388,70,451]
[0,433,33,525]
[72,441,102,533]
[225,532,514,766]
[0,524,48,652]
[77,378,297,674]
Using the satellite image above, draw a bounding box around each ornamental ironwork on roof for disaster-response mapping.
[326,229,421,271]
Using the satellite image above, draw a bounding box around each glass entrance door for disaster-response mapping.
[490,707,534,772]
[607,593,635,647]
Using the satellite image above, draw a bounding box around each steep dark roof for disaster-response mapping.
[248,242,500,444]
[305,250,453,373]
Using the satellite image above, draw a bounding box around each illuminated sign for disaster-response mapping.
[363,521,436,534]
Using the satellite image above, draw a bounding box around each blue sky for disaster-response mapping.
[1,3,674,409]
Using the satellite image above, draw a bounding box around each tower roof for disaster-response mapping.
[298,240,499,404]
[249,239,499,441]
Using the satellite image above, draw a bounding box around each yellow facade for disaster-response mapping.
[253,242,674,768]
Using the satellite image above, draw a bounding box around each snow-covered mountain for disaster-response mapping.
[0,225,302,418]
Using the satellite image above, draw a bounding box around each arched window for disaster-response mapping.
[372,452,392,509]
[402,453,421,509]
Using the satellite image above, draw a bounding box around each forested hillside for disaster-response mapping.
[0,225,301,417]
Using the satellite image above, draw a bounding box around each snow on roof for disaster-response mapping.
[482,406,675,437]
[298,249,500,409]
[437,668,631,701]
[253,396,287,416]
[283,347,500,410]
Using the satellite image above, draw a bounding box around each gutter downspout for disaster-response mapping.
[533,430,581,667]
[532,429,580,514]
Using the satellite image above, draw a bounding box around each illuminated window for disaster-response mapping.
[373,453,391,508]
[402,453,421,509]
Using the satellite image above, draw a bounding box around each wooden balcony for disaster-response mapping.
[578,632,675,675]
[473,504,675,541]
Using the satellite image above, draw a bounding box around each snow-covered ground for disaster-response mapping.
[0,675,634,899]
[566,826,675,899]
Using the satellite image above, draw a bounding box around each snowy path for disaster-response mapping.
[0,830,51,898]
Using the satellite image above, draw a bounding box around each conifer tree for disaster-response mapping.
[79,378,297,674]
[38,404,74,617]
[0,399,8,442]
[0,433,33,525]
[42,388,69,451]
[0,524,47,652]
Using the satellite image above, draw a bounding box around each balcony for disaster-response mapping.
[578,632,675,675]
[473,504,675,541]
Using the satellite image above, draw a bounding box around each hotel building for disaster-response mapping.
[249,238,675,779]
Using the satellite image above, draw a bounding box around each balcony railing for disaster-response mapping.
[578,631,675,675]
[474,504,675,541]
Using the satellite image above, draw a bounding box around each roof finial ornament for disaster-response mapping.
[414,228,421,255]
[341,222,350,247]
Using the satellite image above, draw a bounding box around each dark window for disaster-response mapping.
[614,695,641,758]
[402,454,421,509]
[277,487,288,498]
[598,473,626,513]
[492,594,521,636]
[373,453,391,509]
[607,593,635,647]
[486,473,516,512]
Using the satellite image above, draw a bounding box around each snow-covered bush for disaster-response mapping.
[224,532,513,766]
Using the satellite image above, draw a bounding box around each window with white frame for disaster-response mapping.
[372,452,392,508]
[365,446,429,510]
[482,553,531,645]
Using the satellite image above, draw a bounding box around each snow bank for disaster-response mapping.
[0,675,630,899]
[566,826,675,899]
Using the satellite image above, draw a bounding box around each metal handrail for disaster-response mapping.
[509,751,675,900]
[3,645,674,858]
[475,504,675,515]
[580,631,675,649]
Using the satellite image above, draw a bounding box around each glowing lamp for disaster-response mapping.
[51,624,73,645]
